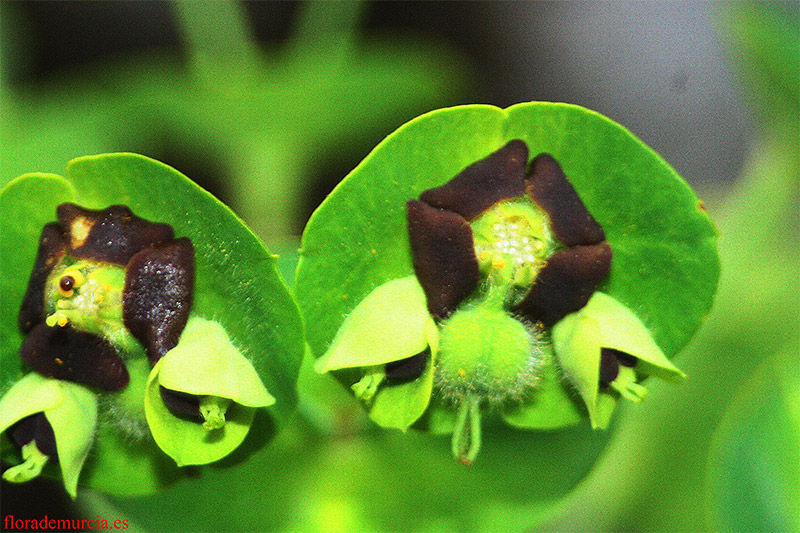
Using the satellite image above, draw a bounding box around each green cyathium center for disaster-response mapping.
[471,200,558,306]
[427,198,560,463]
[432,198,557,408]
[43,257,140,354]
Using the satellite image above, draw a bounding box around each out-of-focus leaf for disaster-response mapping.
[536,99,798,533]
[0,1,471,238]
[720,2,800,128]
[706,345,799,532]
[84,413,610,532]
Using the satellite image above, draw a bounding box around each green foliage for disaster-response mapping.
[539,6,799,529]
[706,346,799,532]
[145,316,276,467]
[296,103,718,458]
[286,101,719,526]
[721,1,799,129]
[552,292,685,429]
[0,0,470,237]
[0,374,97,498]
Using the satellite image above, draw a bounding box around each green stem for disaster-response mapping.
[2,441,49,483]
[171,0,260,78]
[610,366,649,404]
[288,0,365,61]
[199,396,232,431]
[451,395,483,466]
[351,367,386,403]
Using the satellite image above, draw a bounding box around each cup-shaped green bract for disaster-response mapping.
[0,154,304,497]
[296,103,719,464]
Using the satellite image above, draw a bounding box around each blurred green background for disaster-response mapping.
[1,1,797,531]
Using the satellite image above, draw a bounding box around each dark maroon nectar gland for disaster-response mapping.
[407,140,612,464]
[406,200,480,319]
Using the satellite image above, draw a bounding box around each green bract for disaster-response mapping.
[297,102,719,463]
[0,154,304,496]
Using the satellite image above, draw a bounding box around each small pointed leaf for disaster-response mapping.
[145,357,255,467]
[315,276,433,373]
[157,316,275,407]
[583,292,686,383]
[551,312,605,428]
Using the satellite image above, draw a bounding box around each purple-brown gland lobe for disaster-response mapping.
[18,204,195,394]
[420,140,529,220]
[161,386,232,431]
[599,349,620,387]
[615,349,638,368]
[599,348,638,388]
[19,223,69,333]
[526,153,605,246]
[21,323,130,391]
[123,238,195,363]
[385,349,429,383]
[9,413,57,458]
[409,140,612,326]
[513,243,612,327]
[160,387,204,422]
[57,204,174,266]
[407,200,480,319]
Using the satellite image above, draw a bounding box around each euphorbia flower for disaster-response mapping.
[316,140,683,464]
[1,203,273,494]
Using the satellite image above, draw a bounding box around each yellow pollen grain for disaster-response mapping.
[57,316,69,327]
[55,358,63,365]
[492,257,506,269]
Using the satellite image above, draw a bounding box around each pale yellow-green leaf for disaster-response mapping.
[158,316,275,407]
[368,320,439,431]
[315,276,432,373]
[552,312,603,428]
[0,373,97,498]
[584,292,686,383]
[144,357,256,467]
